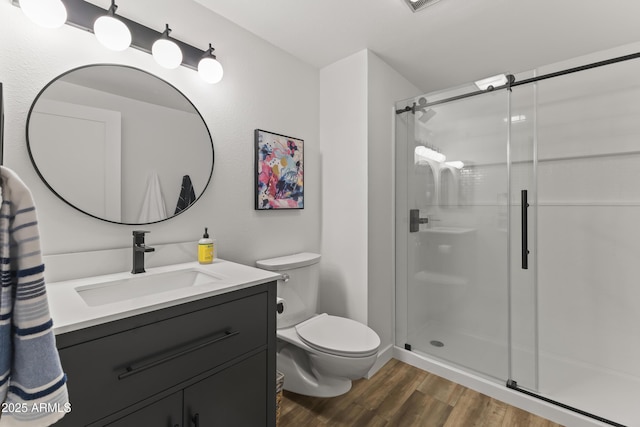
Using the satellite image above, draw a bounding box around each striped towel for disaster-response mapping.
[0,167,69,426]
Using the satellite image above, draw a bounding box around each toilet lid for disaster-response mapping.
[295,314,380,357]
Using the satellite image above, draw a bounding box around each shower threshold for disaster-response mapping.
[405,323,637,426]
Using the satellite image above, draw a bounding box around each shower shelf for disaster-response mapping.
[423,226,475,234]
[414,271,467,287]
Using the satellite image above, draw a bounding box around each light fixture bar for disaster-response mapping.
[12,0,206,71]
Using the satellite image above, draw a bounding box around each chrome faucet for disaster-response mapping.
[132,230,155,274]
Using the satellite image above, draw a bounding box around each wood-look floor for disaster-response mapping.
[279,359,564,427]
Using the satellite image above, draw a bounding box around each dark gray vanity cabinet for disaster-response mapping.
[183,351,267,426]
[105,392,182,427]
[53,282,276,427]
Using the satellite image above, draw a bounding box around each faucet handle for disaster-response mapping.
[132,230,150,244]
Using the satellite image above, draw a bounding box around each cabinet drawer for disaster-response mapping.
[58,292,267,425]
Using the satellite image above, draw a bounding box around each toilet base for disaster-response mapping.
[277,343,352,398]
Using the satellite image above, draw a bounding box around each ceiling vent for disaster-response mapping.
[404,0,443,13]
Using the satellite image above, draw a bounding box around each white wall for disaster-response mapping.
[319,50,368,323]
[319,49,418,349]
[0,0,320,266]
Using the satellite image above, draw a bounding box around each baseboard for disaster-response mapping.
[366,343,394,379]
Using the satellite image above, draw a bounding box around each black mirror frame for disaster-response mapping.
[26,64,215,225]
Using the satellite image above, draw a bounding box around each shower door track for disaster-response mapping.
[395,51,640,113]
[506,380,627,427]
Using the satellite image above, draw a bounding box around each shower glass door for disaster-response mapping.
[396,83,536,383]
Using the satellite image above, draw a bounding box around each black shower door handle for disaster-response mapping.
[409,209,429,232]
[521,190,529,269]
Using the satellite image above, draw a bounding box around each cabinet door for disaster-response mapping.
[105,392,182,427]
[184,352,269,427]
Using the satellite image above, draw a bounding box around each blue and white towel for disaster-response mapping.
[0,167,69,426]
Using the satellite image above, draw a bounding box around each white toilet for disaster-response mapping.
[256,252,380,397]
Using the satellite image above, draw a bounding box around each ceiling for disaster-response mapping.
[193,0,640,93]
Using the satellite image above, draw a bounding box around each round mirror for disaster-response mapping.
[27,64,214,225]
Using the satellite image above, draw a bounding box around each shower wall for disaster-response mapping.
[535,56,640,395]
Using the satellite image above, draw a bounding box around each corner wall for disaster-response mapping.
[319,49,419,348]
[318,50,369,323]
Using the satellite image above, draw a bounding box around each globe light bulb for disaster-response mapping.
[20,0,67,29]
[198,56,224,84]
[94,14,131,51]
[152,25,183,69]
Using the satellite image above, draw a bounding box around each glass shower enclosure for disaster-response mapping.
[395,45,640,427]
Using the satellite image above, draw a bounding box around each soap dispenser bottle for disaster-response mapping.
[198,227,214,264]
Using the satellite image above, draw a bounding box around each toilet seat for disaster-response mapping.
[295,314,380,358]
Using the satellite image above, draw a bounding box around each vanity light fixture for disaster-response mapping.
[415,146,446,163]
[93,0,131,52]
[198,44,224,84]
[13,0,224,83]
[19,0,67,29]
[152,24,183,70]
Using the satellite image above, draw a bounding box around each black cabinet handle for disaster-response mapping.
[521,190,529,269]
[118,330,239,380]
[192,413,200,427]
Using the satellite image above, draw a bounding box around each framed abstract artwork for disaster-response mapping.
[255,129,304,210]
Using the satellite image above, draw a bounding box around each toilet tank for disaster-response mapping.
[256,252,321,329]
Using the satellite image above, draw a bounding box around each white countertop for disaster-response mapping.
[46,259,281,335]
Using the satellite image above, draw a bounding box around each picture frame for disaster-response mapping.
[255,129,304,210]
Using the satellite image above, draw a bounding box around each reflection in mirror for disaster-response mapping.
[27,65,214,225]
[440,167,458,207]
[413,156,436,208]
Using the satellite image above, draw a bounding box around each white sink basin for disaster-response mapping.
[75,268,223,307]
